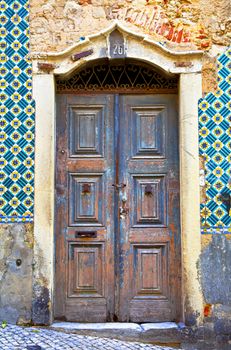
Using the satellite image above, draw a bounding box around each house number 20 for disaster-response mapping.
[113,44,125,55]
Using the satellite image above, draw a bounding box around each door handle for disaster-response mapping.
[120,206,129,215]
[113,183,128,218]
[119,190,129,218]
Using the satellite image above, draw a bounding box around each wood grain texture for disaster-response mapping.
[118,95,181,322]
[55,94,115,322]
[55,93,181,322]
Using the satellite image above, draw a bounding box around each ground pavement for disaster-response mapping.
[0,325,180,350]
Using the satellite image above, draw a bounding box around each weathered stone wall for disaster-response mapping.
[0,223,51,325]
[200,0,231,47]
[199,235,231,348]
[29,0,230,54]
[0,224,33,324]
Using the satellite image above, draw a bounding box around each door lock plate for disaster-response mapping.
[75,231,97,238]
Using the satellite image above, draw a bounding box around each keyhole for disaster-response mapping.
[16,259,22,267]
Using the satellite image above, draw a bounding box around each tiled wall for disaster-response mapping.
[0,0,34,222]
[199,48,231,234]
[0,1,230,230]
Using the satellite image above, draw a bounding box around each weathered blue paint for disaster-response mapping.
[55,92,181,323]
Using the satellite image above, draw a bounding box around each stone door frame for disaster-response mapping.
[32,22,204,325]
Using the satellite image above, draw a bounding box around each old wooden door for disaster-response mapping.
[55,93,181,322]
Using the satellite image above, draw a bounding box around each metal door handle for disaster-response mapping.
[120,206,129,215]
[119,191,129,217]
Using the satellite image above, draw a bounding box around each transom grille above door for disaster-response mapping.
[56,60,178,94]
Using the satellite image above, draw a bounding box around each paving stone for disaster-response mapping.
[53,322,142,331]
[141,323,178,331]
[0,325,180,350]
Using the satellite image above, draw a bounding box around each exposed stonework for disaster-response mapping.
[0,224,33,324]
[199,0,231,47]
[30,0,230,53]
[29,0,230,101]
[201,54,218,95]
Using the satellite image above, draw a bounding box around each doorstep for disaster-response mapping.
[51,322,183,345]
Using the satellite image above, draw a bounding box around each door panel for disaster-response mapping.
[133,244,168,297]
[69,173,104,226]
[132,175,166,226]
[55,95,115,322]
[131,106,166,158]
[69,106,104,157]
[118,95,181,322]
[68,243,104,298]
[55,93,181,322]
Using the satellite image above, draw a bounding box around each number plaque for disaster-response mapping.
[109,29,126,58]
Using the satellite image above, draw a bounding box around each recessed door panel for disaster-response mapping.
[132,244,168,298]
[69,106,104,157]
[131,107,166,158]
[68,243,104,298]
[69,174,104,226]
[132,175,166,227]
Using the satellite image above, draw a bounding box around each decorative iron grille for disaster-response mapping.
[56,61,178,93]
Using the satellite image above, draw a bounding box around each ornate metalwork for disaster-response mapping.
[56,61,178,93]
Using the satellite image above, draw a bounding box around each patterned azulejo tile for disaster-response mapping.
[0,0,34,222]
[199,47,231,233]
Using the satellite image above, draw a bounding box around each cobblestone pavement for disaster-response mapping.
[0,325,180,350]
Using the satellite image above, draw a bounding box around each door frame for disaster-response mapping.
[32,23,204,325]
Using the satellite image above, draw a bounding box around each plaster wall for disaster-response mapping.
[0,224,33,324]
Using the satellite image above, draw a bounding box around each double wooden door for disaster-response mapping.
[55,94,181,322]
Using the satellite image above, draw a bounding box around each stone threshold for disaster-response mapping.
[51,322,184,346]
